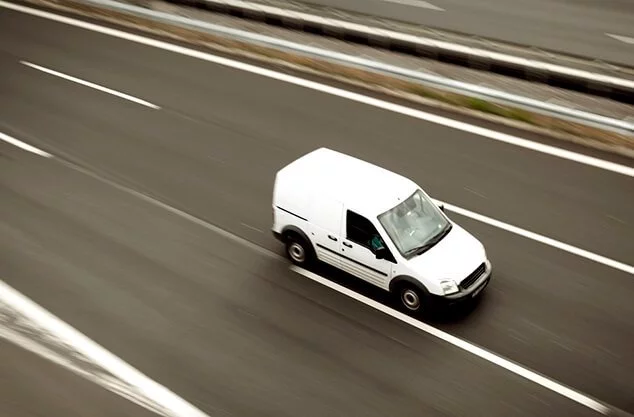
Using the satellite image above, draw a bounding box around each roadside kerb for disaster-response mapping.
[164,0,634,105]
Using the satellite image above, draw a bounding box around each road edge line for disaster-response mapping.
[0,280,212,417]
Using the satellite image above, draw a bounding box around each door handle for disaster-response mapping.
[343,242,353,248]
[328,235,338,241]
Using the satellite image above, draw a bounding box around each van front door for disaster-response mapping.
[339,210,393,289]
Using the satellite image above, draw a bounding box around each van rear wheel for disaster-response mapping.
[285,234,313,266]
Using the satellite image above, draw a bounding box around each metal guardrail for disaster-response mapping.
[65,0,634,136]
[165,0,634,105]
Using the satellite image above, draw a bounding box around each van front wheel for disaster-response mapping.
[395,283,426,314]
[285,234,313,266]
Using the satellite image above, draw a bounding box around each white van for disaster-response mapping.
[272,148,491,313]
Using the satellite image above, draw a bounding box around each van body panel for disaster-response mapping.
[308,197,344,269]
[391,223,486,294]
[405,223,486,284]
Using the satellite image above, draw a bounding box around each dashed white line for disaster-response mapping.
[0,279,211,417]
[382,0,445,11]
[606,214,626,225]
[5,127,634,275]
[289,265,611,415]
[463,186,487,199]
[21,61,161,109]
[606,33,634,45]
[241,222,264,233]
[1,1,632,177]
[0,131,52,157]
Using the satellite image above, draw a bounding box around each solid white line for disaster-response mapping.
[0,280,211,417]
[0,327,169,417]
[0,131,52,157]
[382,0,445,11]
[290,265,611,415]
[1,1,632,177]
[21,61,161,109]
[606,33,634,45]
[435,199,634,276]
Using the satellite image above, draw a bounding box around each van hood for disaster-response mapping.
[407,223,486,282]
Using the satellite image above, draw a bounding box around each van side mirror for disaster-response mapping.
[375,247,388,260]
[370,236,384,253]
[439,204,445,212]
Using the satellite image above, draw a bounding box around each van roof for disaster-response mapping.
[277,148,418,216]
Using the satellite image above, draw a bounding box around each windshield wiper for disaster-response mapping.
[406,223,452,257]
[406,243,434,257]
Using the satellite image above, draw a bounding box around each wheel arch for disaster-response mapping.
[389,275,430,295]
[281,225,311,244]
[281,225,317,265]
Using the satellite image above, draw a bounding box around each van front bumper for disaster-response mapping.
[432,262,492,306]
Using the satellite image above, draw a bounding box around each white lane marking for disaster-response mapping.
[83,136,632,274]
[606,33,634,45]
[5,125,633,275]
[0,280,211,417]
[290,265,611,415]
[606,214,626,225]
[241,222,264,233]
[1,1,632,178]
[383,0,445,11]
[0,327,169,417]
[0,131,52,157]
[5,139,622,413]
[49,127,634,275]
[21,61,161,109]
[463,186,487,199]
[435,199,634,276]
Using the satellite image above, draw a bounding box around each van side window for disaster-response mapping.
[346,210,381,248]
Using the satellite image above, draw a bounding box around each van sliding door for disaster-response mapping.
[307,197,344,269]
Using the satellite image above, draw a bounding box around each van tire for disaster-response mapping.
[284,233,314,267]
[394,282,427,314]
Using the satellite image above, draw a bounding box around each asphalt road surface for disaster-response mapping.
[1,4,634,417]
[0,340,161,417]
[299,0,634,66]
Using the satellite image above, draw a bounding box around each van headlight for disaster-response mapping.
[440,280,459,295]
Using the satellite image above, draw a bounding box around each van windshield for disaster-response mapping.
[377,189,451,258]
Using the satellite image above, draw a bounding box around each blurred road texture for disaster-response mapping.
[1,4,633,417]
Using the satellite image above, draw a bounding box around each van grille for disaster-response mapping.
[460,262,485,289]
